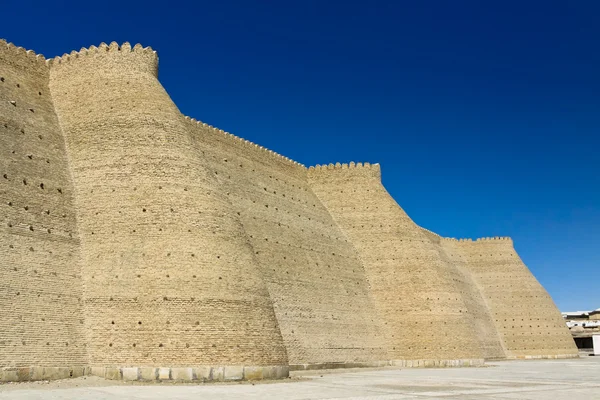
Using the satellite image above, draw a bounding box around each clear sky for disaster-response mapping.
[3,1,598,311]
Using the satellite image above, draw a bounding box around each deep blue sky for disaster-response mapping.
[3,1,598,311]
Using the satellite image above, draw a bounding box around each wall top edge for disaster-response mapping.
[182,115,307,169]
[1,39,157,68]
[0,38,47,63]
[46,42,156,67]
[418,226,512,243]
[307,162,381,171]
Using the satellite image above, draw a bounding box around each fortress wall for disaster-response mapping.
[47,43,289,371]
[186,119,390,367]
[308,163,485,362]
[442,237,578,358]
[0,41,87,377]
[420,230,506,359]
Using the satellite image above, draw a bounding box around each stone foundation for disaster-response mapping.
[0,366,88,382]
[507,354,580,360]
[89,365,289,382]
[0,360,488,382]
[290,358,484,371]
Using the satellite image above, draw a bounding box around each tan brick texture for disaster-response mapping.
[0,39,577,381]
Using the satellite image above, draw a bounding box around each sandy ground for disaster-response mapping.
[1,357,599,399]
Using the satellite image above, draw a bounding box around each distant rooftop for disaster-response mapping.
[561,309,600,317]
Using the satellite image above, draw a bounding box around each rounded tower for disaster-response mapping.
[448,238,578,359]
[47,42,288,379]
[308,163,485,364]
[0,40,87,381]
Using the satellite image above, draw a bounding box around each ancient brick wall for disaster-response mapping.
[46,43,288,369]
[308,163,484,362]
[420,230,506,359]
[0,38,578,381]
[0,40,87,374]
[185,118,389,367]
[441,237,578,358]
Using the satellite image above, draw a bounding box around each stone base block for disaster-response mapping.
[507,353,580,360]
[84,365,289,382]
[122,367,139,381]
[0,366,88,382]
[171,368,193,381]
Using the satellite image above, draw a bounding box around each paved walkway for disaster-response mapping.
[1,357,599,399]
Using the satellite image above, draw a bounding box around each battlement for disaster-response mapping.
[418,226,442,238]
[46,41,156,65]
[417,227,512,243]
[0,39,47,63]
[440,236,513,243]
[0,39,49,75]
[307,162,381,180]
[183,116,306,170]
[46,41,158,78]
[0,39,158,75]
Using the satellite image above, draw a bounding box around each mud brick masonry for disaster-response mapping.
[0,39,577,382]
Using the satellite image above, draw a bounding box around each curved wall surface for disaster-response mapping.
[0,40,87,379]
[440,238,578,358]
[186,119,389,368]
[0,37,578,382]
[308,163,485,363]
[420,230,506,360]
[47,43,288,373]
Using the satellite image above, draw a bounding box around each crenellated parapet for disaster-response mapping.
[0,39,47,62]
[47,41,158,78]
[418,226,512,245]
[418,226,442,238]
[307,162,381,180]
[440,236,513,244]
[0,39,48,74]
[183,115,306,170]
